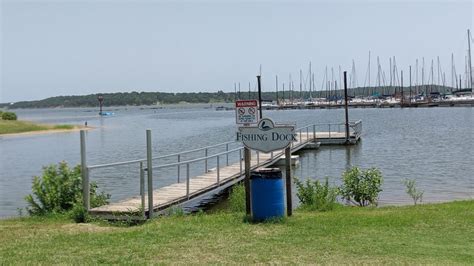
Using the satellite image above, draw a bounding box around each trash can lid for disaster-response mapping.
[250,168,282,179]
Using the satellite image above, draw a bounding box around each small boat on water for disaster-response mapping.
[215,106,233,111]
[99,111,115,116]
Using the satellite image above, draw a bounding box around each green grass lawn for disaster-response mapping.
[1,201,473,264]
[0,120,75,134]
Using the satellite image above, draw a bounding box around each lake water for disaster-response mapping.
[1,106,473,218]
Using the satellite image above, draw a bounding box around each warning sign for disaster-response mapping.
[235,100,258,125]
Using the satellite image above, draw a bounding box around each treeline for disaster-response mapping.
[6,91,237,109]
[3,85,458,109]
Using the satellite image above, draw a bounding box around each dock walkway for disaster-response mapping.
[85,121,362,219]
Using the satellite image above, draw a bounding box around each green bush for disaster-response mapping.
[1,111,17,120]
[339,167,383,207]
[228,183,246,213]
[403,179,423,205]
[25,161,110,216]
[295,177,338,211]
[70,203,89,223]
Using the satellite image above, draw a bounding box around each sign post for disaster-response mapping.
[236,118,296,217]
[244,147,251,216]
[285,147,292,216]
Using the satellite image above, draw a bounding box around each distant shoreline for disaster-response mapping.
[0,120,93,137]
[0,126,93,137]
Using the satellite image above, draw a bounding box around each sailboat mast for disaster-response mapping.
[309,62,312,98]
[248,82,251,99]
[238,82,241,99]
[275,75,279,104]
[282,83,285,102]
[299,69,302,99]
[451,53,455,89]
[468,29,473,95]
[409,65,412,101]
[368,51,371,89]
[325,66,328,99]
[389,57,392,87]
[422,57,425,94]
[437,56,440,85]
[289,74,292,103]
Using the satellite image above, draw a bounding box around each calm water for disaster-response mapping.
[0,106,473,218]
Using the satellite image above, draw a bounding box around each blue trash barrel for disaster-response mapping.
[251,168,285,222]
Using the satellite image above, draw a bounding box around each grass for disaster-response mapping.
[1,200,473,264]
[0,120,75,134]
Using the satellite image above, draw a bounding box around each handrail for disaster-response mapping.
[151,147,244,170]
[87,140,237,170]
[152,140,236,160]
[88,121,361,171]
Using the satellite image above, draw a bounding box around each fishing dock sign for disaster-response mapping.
[237,118,296,153]
[235,100,258,124]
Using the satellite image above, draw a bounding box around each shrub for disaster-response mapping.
[228,183,246,213]
[70,203,89,223]
[1,111,17,120]
[294,177,338,211]
[339,167,383,207]
[403,179,423,205]
[25,161,110,216]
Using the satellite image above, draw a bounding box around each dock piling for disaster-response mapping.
[244,147,251,216]
[217,156,220,185]
[146,129,153,219]
[177,154,181,183]
[140,162,145,217]
[186,163,190,199]
[205,148,208,172]
[226,143,229,166]
[80,130,90,211]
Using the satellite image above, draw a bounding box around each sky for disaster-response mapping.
[1,0,473,102]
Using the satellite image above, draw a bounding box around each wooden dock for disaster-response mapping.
[86,121,362,219]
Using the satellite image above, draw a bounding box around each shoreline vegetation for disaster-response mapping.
[0,200,472,264]
[0,85,463,109]
[0,120,88,136]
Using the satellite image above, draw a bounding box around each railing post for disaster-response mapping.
[186,163,190,199]
[313,125,316,140]
[226,143,229,166]
[217,156,220,185]
[271,151,274,159]
[205,148,208,172]
[306,127,309,141]
[329,124,331,139]
[177,154,181,183]
[80,130,90,211]
[140,162,145,217]
[146,129,153,219]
